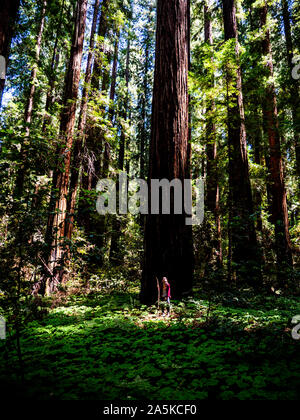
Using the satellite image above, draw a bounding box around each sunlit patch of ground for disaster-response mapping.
[0,290,300,400]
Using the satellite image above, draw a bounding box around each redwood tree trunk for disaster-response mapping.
[222,0,262,284]
[260,3,293,281]
[141,0,193,304]
[46,0,88,295]
[0,0,20,106]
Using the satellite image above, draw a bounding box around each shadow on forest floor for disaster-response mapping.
[0,289,300,400]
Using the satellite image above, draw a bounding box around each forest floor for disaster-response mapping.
[1,286,300,400]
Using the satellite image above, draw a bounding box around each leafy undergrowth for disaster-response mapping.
[0,288,300,400]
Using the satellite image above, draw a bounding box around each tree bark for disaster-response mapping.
[42,0,66,132]
[222,0,262,284]
[0,0,20,106]
[46,0,88,294]
[204,2,222,272]
[260,3,293,282]
[141,0,193,304]
[65,0,101,243]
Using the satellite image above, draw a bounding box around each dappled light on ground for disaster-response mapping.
[1,290,299,400]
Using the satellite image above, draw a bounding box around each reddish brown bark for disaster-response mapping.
[0,0,20,106]
[139,8,153,185]
[260,3,293,280]
[141,0,193,303]
[222,0,261,284]
[46,0,88,295]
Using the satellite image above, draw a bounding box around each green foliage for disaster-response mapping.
[1,290,299,400]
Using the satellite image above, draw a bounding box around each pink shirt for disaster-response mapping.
[161,282,171,298]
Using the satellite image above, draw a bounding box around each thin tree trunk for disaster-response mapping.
[24,0,47,134]
[79,0,110,233]
[118,36,131,171]
[140,36,150,180]
[260,3,293,282]
[100,26,120,179]
[222,0,261,285]
[46,0,88,295]
[0,0,20,106]
[253,125,264,233]
[90,0,109,91]
[204,2,222,272]
[65,0,101,242]
[109,32,131,266]
[141,0,193,304]
[282,0,300,183]
[42,0,66,132]
[101,30,120,180]
[108,30,120,123]
[14,0,47,199]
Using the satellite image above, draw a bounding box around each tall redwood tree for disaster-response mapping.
[141,0,193,304]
